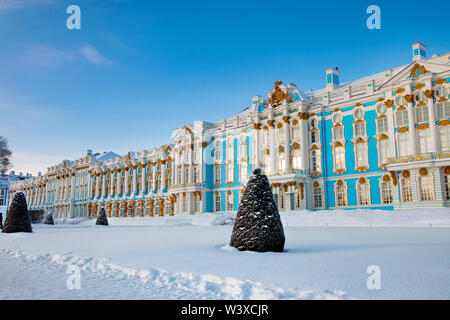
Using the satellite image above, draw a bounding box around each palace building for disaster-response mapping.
[7,42,450,218]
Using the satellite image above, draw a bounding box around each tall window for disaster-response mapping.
[193,166,199,183]
[295,187,301,209]
[336,184,348,207]
[226,162,234,182]
[332,126,344,141]
[0,189,5,206]
[278,152,286,172]
[177,168,182,185]
[400,178,412,202]
[183,195,188,212]
[311,150,321,172]
[444,174,450,200]
[381,181,393,204]
[215,193,221,212]
[436,101,450,120]
[194,194,201,212]
[439,126,450,152]
[397,133,410,156]
[378,139,390,165]
[313,186,323,208]
[417,129,431,154]
[239,143,247,158]
[415,106,429,123]
[310,130,319,144]
[279,190,285,210]
[291,150,301,170]
[291,125,300,140]
[357,182,370,205]
[395,109,409,127]
[184,167,189,184]
[354,122,366,137]
[239,161,247,180]
[226,192,233,211]
[355,142,368,168]
[419,175,434,201]
[215,140,222,161]
[334,145,346,170]
[155,202,160,215]
[214,165,221,184]
[376,117,388,134]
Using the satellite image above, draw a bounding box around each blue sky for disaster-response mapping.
[1,0,449,175]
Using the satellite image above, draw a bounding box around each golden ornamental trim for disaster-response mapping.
[385,99,394,108]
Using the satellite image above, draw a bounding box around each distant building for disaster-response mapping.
[7,42,450,218]
[0,171,33,216]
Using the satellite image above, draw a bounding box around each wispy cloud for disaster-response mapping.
[24,44,115,68]
[0,0,54,11]
[25,44,76,68]
[79,45,114,66]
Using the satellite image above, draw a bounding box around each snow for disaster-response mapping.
[0,209,449,300]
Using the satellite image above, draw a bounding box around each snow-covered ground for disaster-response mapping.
[0,209,449,300]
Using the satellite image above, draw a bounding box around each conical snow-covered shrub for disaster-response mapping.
[96,207,108,226]
[2,192,32,233]
[44,213,54,225]
[230,168,285,252]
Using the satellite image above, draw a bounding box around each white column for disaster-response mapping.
[299,117,308,171]
[284,118,291,172]
[254,124,261,168]
[386,100,396,157]
[124,169,130,195]
[406,91,418,155]
[132,167,137,195]
[141,167,146,194]
[161,162,166,190]
[425,82,439,152]
[269,123,276,174]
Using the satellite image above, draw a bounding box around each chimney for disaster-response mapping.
[10,171,15,176]
[38,172,42,176]
[87,149,93,156]
[19,172,23,176]
[412,42,426,61]
[326,67,339,91]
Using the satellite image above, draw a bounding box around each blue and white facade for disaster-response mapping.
[8,42,450,218]
[1,171,33,216]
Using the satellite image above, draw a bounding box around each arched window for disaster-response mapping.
[156,175,161,192]
[357,181,370,205]
[380,181,393,204]
[336,182,347,207]
[400,177,412,202]
[226,161,234,183]
[419,175,434,201]
[291,149,301,170]
[313,184,323,208]
[166,173,172,189]
[154,201,160,215]
[439,125,450,151]
[278,152,286,173]
[184,166,189,184]
[239,160,247,181]
[397,132,410,156]
[215,192,221,212]
[417,129,431,154]
[334,144,346,171]
[194,193,201,213]
[295,187,301,209]
[226,191,234,211]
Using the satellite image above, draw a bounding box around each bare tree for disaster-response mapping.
[0,136,12,173]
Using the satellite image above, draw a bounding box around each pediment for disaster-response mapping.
[379,61,450,89]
